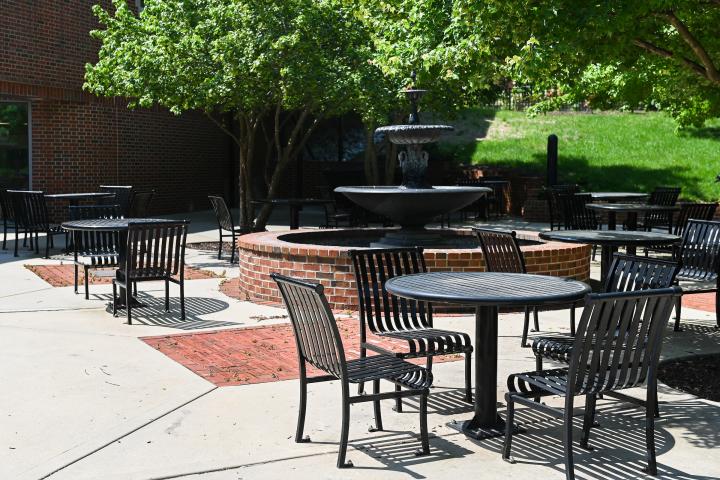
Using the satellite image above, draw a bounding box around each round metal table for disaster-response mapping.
[385,271,591,440]
[45,192,116,206]
[586,203,679,231]
[539,230,680,281]
[62,218,176,306]
[586,192,648,203]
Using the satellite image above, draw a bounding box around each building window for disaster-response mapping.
[0,102,30,189]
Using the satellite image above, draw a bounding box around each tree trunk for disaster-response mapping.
[363,122,379,185]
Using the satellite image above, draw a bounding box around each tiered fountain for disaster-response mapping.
[336,75,490,247]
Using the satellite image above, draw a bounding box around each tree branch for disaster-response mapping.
[204,112,241,145]
[633,38,709,79]
[664,11,720,83]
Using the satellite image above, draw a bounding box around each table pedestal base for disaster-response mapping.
[449,417,525,440]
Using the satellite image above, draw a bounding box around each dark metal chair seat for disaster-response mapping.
[75,250,119,266]
[531,336,574,363]
[373,328,472,357]
[346,355,433,389]
[117,267,178,282]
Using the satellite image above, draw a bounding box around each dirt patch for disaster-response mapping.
[186,241,235,255]
[658,354,720,402]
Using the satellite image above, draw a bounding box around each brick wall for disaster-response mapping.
[237,229,591,311]
[0,1,232,214]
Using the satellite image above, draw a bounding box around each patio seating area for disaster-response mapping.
[1,198,719,479]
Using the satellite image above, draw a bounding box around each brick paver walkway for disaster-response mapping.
[141,320,462,387]
[26,264,218,287]
[682,292,717,314]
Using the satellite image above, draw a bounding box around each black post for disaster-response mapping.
[547,134,558,187]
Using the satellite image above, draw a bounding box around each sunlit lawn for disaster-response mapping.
[436,109,720,201]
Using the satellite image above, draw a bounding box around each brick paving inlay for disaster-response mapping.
[682,292,717,313]
[26,264,219,287]
[141,320,461,387]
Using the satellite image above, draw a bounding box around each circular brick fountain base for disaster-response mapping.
[237,228,590,311]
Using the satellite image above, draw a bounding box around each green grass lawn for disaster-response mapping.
[435,110,720,201]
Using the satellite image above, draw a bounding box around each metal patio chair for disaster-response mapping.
[503,287,681,480]
[475,228,577,347]
[272,273,432,468]
[547,184,581,231]
[558,192,599,230]
[112,220,188,324]
[673,219,720,331]
[8,190,65,258]
[208,195,243,263]
[639,186,681,232]
[0,188,22,250]
[644,202,717,256]
[349,247,472,410]
[128,189,155,217]
[99,185,133,216]
[68,205,122,299]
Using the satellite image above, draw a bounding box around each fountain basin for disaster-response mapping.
[376,124,454,144]
[335,186,491,230]
[236,228,591,311]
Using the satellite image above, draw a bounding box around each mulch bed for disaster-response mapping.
[658,354,720,402]
[25,264,219,287]
[186,241,235,255]
[141,320,461,387]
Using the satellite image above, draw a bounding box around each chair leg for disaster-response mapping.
[218,230,223,260]
[13,229,18,257]
[179,279,186,320]
[74,264,79,294]
[580,394,596,450]
[644,385,658,475]
[521,307,531,348]
[532,307,540,332]
[674,295,682,332]
[112,281,117,316]
[2,222,6,250]
[716,288,719,329]
[295,363,310,443]
[126,283,132,325]
[371,379,383,432]
[569,303,576,336]
[165,279,170,311]
[464,352,472,403]
[393,384,403,412]
[357,346,366,395]
[84,266,90,300]
[418,390,430,455]
[563,405,576,480]
[337,384,353,468]
[502,394,515,462]
[230,234,237,264]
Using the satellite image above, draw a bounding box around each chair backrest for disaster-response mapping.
[99,185,133,216]
[7,190,49,230]
[678,219,720,281]
[272,273,347,379]
[567,287,681,397]
[603,253,680,293]
[648,186,681,206]
[208,195,234,231]
[474,228,526,273]
[125,221,188,279]
[547,184,581,229]
[558,193,598,230]
[672,202,718,236]
[349,247,432,335]
[128,190,155,217]
[68,205,122,256]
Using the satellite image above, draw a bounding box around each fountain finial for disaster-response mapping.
[405,71,427,125]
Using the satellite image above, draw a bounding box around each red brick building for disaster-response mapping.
[0,1,233,214]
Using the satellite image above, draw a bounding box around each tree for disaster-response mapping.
[454,1,720,127]
[85,0,370,230]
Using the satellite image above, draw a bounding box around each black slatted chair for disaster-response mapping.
[128,190,155,217]
[272,273,432,469]
[112,220,188,324]
[208,195,243,263]
[532,254,679,417]
[644,202,717,256]
[475,228,576,347]
[68,205,122,299]
[1,188,21,250]
[640,186,681,232]
[8,190,65,258]
[503,287,681,480]
[673,219,720,331]
[349,248,472,410]
[547,184,581,231]
[99,185,133,216]
[558,193,599,230]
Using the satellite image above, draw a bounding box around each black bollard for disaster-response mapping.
[547,134,558,187]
